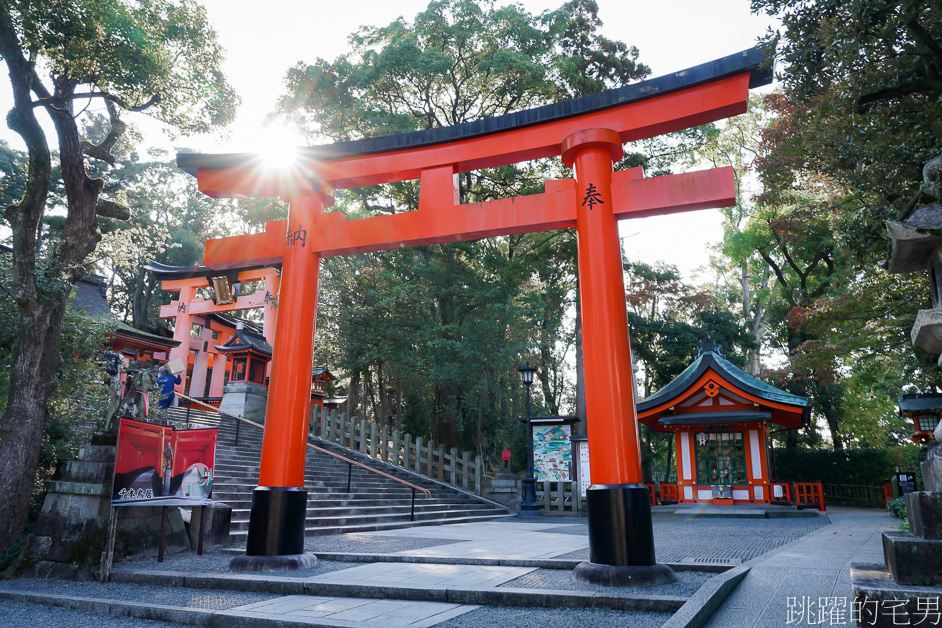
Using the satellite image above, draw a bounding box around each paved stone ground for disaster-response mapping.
[305,533,466,554]
[704,507,894,627]
[3,513,854,627]
[0,577,279,609]
[118,552,355,576]
[547,517,830,563]
[0,599,190,628]
[436,605,672,627]
[499,567,712,597]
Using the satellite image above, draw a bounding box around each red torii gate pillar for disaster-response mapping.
[245,194,324,556]
[179,48,772,582]
[564,129,668,581]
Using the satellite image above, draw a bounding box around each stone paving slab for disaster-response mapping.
[704,508,895,628]
[349,520,588,560]
[218,595,477,627]
[435,604,671,628]
[400,535,588,560]
[305,562,535,588]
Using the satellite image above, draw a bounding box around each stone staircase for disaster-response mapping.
[166,408,509,541]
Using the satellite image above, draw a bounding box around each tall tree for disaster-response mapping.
[0,0,237,553]
[278,0,668,454]
[747,0,942,449]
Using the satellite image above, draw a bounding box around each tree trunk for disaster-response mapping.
[347,369,361,418]
[0,10,106,552]
[573,284,587,439]
[662,435,674,483]
[395,366,402,429]
[0,303,68,552]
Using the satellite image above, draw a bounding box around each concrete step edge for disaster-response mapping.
[0,589,215,626]
[107,569,687,612]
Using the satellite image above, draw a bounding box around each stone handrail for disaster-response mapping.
[311,406,484,495]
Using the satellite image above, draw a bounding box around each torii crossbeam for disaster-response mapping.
[177,48,771,583]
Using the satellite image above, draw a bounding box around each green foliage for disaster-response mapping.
[625,261,757,395]
[752,0,941,223]
[14,0,238,134]
[279,0,702,456]
[888,497,907,522]
[0,255,113,511]
[92,149,233,329]
[0,526,30,575]
[279,0,649,140]
[774,446,923,488]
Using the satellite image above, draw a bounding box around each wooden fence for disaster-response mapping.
[311,407,485,495]
[535,481,583,516]
[822,483,886,509]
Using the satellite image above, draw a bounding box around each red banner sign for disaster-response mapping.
[112,417,217,506]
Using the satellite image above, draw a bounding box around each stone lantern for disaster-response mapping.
[858,155,942,606]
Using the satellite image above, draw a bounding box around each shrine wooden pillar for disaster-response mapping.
[169,285,195,394]
[263,272,280,379]
[563,130,669,585]
[189,326,214,397]
[245,193,324,558]
[263,272,280,345]
[209,353,227,397]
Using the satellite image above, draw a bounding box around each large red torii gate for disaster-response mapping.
[178,48,771,582]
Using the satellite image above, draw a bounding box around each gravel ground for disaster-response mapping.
[0,577,278,609]
[499,567,712,597]
[303,532,465,553]
[0,599,191,628]
[437,605,671,628]
[547,517,829,563]
[116,551,355,578]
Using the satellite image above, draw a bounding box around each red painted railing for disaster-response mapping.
[659,483,679,504]
[772,482,792,503]
[644,483,657,505]
[180,397,222,409]
[794,482,826,511]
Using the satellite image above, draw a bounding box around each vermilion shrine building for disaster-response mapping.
[637,339,810,505]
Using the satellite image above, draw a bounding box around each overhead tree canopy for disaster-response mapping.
[0,0,237,554]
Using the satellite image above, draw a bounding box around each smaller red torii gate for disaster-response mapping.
[177,48,771,584]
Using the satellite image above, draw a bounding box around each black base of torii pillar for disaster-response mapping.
[572,484,676,587]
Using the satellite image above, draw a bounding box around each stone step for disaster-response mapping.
[228,507,505,531]
[77,444,117,463]
[227,511,512,539]
[162,409,507,536]
[62,460,114,484]
[227,501,498,518]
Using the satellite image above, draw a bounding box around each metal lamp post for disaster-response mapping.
[518,361,541,516]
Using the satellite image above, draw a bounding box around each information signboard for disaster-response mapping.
[533,424,572,482]
[897,471,917,496]
[112,417,217,506]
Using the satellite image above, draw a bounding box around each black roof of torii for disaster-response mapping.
[176,48,773,175]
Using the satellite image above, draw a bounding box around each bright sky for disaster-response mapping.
[3,0,778,280]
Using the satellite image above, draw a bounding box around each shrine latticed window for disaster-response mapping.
[695,431,746,485]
